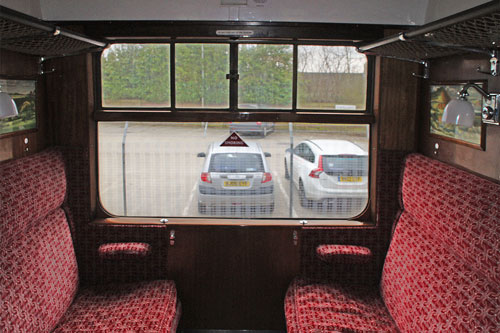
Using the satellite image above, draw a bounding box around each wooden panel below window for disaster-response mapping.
[166,225,300,330]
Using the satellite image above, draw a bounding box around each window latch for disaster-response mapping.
[226,70,239,80]
[169,230,175,246]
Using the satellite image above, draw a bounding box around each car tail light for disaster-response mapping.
[309,155,324,178]
[201,172,212,183]
[261,172,272,183]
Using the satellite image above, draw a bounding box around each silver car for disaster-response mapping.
[197,141,274,214]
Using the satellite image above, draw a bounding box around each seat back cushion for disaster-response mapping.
[0,149,79,332]
[381,153,500,332]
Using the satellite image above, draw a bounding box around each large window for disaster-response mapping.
[98,41,372,219]
[98,122,369,219]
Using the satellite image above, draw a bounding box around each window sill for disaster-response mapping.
[92,217,374,227]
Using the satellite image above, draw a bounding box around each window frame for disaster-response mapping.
[94,37,376,223]
[96,39,375,116]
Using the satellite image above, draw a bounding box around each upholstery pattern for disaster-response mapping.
[53,280,180,333]
[316,244,372,264]
[0,149,67,243]
[399,154,500,284]
[98,242,152,259]
[285,278,398,333]
[1,208,78,331]
[382,154,500,332]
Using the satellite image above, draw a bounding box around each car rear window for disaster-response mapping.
[209,153,264,173]
[323,155,368,176]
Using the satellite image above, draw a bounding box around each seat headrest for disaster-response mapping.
[0,149,67,243]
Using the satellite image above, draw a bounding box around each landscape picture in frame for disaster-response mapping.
[429,83,483,148]
[0,79,36,136]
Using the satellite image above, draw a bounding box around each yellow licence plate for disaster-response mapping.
[224,180,250,187]
[338,176,362,182]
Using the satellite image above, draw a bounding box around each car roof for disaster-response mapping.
[304,139,366,155]
[209,141,263,154]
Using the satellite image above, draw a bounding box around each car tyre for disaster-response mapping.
[299,180,312,208]
[284,159,290,180]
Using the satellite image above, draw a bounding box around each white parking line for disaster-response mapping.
[273,171,298,217]
[183,181,199,216]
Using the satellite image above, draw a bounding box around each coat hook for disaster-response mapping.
[412,61,429,79]
[38,57,56,75]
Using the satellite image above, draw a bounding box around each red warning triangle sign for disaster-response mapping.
[220,132,248,147]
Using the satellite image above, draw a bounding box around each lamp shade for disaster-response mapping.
[0,92,19,119]
[442,99,475,127]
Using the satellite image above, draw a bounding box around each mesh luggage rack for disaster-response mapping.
[0,5,107,57]
[358,1,500,62]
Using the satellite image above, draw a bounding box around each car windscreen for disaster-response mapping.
[209,153,264,173]
[322,155,368,176]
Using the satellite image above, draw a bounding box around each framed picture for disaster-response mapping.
[429,82,485,150]
[0,78,37,137]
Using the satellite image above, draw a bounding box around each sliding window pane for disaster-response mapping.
[98,122,369,219]
[238,44,293,109]
[101,44,170,107]
[298,46,367,110]
[175,44,230,108]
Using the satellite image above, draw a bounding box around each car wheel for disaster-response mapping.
[198,202,207,214]
[299,180,312,208]
[284,159,290,179]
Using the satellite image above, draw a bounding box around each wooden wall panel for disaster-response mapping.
[167,225,300,330]
[0,50,48,161]
[377,57,420,151]
[420,54,500,182]
[44,53,97,212]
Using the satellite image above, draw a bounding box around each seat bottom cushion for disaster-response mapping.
[53,280,180,332]
[285,278,398,333]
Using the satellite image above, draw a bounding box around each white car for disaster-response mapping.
[284,139,368,215]
[197,141,274,214]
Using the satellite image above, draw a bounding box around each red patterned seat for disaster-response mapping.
[285,278,398,332]
[0,149,180,332]
[285,153,500,332]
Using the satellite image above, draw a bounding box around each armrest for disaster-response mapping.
[98,242,151,260]
[316,244,372,264]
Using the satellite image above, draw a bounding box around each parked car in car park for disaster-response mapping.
[229,122,275,137]
[197,141,274,214]
[284,139,368,214]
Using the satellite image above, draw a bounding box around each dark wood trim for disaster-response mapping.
[57,21,396,42]
[94,110,375,123]
[292,44,298,111]
[93,217,374,227]
[0,128,37,139]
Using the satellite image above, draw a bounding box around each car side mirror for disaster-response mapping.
[197,152,206,158]
[264,152,271,157]
[285,148,291,153]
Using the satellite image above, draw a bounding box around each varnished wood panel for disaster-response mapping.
[166,225,300,330]
[420,54,500,182]
[45,54,92,146]
[44,53,98,211]
[378,57,420,151]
